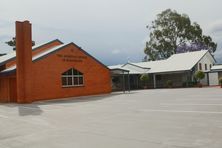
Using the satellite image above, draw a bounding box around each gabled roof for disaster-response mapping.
[0,51,16,66]
[138,50,209,73]
[0,39,63,67]
[109,50,212,74]
[32,39,63,51]
[109,62,149,74]
[0,42,109,75]
[0,43,69,75]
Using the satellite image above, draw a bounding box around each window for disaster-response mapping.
[205,64,207,70]
[210,64,212,69]
[62,68,84,87]
[199,63,202,70]
[156,75,162,81]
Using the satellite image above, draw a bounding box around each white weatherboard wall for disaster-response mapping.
[197,52,215,72]
[209,72,219,86]
[198,52,215,85]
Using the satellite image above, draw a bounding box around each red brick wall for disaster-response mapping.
[0,76,16,103]
[27,43,111,102]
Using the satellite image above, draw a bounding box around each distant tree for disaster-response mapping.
[5,37,35,51]
[176,42,209,53]
[144,9,217,61]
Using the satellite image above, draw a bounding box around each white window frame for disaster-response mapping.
[62,68,84,87]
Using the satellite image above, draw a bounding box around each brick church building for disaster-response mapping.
[0,21,111,103]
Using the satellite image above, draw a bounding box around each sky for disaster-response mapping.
[0,0,222,65]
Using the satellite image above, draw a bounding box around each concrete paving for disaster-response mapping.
[1,88,222,148]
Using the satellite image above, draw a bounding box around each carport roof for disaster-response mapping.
[109,63,149,74]
[211,65,222,71]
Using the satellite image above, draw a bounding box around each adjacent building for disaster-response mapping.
[109,50,216,90]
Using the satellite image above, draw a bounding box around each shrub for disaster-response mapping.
[140,74,149,82]
[187,81,197,87]
[140,74,149,88]
[166,80,173,88]
[182,82,187,87]
[219,77,222,86]
[195,71,205,82]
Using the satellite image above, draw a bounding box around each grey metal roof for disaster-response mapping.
[0,42,109,75]
[109,50,212,74]
[0,43,69,74]
[0,51,16,66]
[0,39,63,67]
[211,65,222,71]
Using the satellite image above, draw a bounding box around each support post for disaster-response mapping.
[153,74,156,89]
[128,72,130,92]
[122,74,125,93]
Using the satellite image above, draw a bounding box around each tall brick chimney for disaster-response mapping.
[16,21,32,103]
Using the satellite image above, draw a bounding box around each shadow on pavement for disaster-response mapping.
[1,103,43,116]
[17,104,43,116]
[36,91,136,105]
[0,91,137,116]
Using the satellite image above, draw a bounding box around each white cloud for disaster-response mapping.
[111,49,121,55]
[208,20,222,35]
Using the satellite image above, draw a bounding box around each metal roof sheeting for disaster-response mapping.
[0,43,69,74]
[0,40,63,66]
[211,65,222,71]
[109,50,210,74]
[0,51,16,66]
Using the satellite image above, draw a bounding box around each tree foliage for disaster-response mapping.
[195,71,205,82]
[166,80,173,88]
[5,37,35,51]
[219,77,222,86]
[140,74,149,88]
[144,9,217,61]
[140,74,149,82]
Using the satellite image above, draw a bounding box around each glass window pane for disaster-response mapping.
[78,71,83,75]
[74,77,78,85]
[67,69,72,75]
[79,77,83,85]
[62,68,84,87]
[62,71,68,75]
[68,77,72,85]
[73,69,78,75]
[62,77,67,85]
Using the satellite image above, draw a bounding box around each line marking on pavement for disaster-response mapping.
[161,103,222,106]
[142,109,222,114]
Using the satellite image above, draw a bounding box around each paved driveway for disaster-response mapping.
[1,88,222,148]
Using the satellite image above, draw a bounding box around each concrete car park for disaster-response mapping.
[1,87,222,148]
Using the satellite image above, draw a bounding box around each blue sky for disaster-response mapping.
[0,0,222,65]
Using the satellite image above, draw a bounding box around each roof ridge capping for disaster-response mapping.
[32,39,63,51]
[122,62,150,69]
